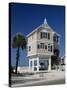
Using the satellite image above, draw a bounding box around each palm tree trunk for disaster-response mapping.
[15,58,18,74]
[15,48,19,74]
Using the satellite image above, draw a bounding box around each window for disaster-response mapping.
[45,45,47,49]
[57,36,59,42]
[37,43,52,50]
[41,32,47,38]
[29,46,31,51]
[37,43,44,49]
[40,43,44,48]
[53,36,56,41]
[34,67,37,71]
[48,33,50,39]
[34,60,37,66]
[41,32,42,38]
[40,32,50,39]
[53,35,59,42]
[51,45,52,52]
[44,32,48,38]
[39,60,49,70]
[48,44,52,52]
[37,44,40,49]
[48,44,51,51]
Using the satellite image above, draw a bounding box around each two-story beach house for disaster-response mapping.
[27,18,60,72]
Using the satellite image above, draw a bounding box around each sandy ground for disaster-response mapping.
[11,70,65,87]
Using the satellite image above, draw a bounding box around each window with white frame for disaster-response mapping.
[48,44,52,52]
[40,32,50,39]
[34,60,37,66]
[37,43,44,49]
[40,43,44,48]
[37,43,48,50]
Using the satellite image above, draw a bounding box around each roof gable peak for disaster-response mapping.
[44,18,48,24]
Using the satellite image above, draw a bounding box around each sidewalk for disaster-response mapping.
[11,71,65,87]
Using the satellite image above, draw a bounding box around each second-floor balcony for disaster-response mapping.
[27,41,54,57]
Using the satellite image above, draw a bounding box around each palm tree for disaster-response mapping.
[12,33,27,74]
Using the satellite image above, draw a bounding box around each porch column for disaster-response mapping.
[29,59,31,69]
[37,57,39,72]
[32,59,34,71]
[48,57,51,71]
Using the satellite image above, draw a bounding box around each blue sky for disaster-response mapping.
[11,3,65,66]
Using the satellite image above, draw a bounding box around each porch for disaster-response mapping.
[29,56,51,72]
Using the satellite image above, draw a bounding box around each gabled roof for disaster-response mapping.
[26,18,60,37]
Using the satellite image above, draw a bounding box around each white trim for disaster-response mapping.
[41,29,49,32]
[32,58,34,71]
[37,57,39,71]
[37,53,53,56]
[29,59,31,69]
[48,57,51,71]
[26,19,56,37]
[26,24,42,37]
[29,56,52,72]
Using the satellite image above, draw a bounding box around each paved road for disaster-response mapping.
[11,71,65,87]
[11,78,41,85]
[25,79,65,87]
[11,78,65,87]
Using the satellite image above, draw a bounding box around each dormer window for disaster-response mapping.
[40,32,50,39]
[41,32,47,39]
